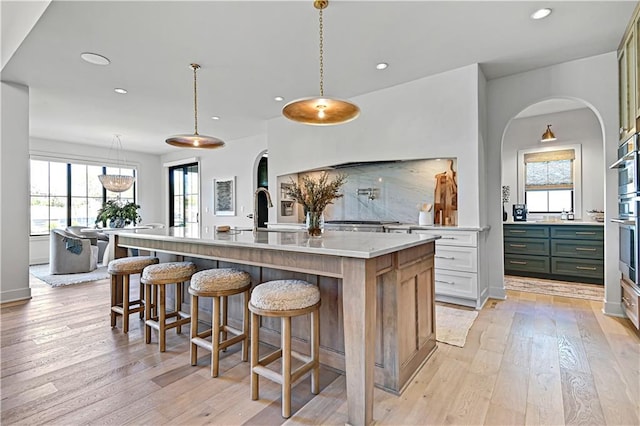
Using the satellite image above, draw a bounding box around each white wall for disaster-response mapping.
[1,82,31,303]
[267,64,482,228]
[486,52,622,315]
[28,137,163,264]
[502,107,604,220]
[160,133,268,236]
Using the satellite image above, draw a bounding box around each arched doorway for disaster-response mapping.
[254,151,269,227]
[500,97,606,297]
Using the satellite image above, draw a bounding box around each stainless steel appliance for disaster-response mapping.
[611,132,640,288]
[324,220,400,232]
[610,133,639,196]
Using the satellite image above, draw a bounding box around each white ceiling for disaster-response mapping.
[1,1,636,154]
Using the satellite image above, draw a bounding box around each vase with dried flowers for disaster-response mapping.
[501,185,510,222]
[285,172,347,237]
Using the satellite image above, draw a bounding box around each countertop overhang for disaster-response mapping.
[112,227,439,259]
[503,221,604,226]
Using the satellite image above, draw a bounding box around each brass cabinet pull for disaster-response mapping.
[509,244,527,248]
[622,296,634,308]
[576,266,597,271]
[575,231,596,235]
[509,230,526,233]
[435,255,455,260]
[509,260,528,265]
[575,247,597,251]
[435,279,456,285]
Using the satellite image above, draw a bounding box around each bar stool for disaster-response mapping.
[249,279,321,418]
[141,261,197,352]
[188,268,252,377]
[107,256,159,333]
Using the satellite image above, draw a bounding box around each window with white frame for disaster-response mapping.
[518,145,581,215]
[30,159,136,236]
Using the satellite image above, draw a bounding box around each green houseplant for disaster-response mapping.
[95,200,141,228]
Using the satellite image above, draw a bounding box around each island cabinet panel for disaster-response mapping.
[165,247,435,395]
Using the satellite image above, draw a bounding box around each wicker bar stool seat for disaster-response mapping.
[249,279,321,418]
[189,268,252,377]
[141,261,197,352]
[108,256,159,333]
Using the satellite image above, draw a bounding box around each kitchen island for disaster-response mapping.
[110,228,438,426]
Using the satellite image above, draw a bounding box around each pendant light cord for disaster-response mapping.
[319,8,324,97]
[192,63,200,135]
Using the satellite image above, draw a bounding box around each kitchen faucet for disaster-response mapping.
[253,187,273,232]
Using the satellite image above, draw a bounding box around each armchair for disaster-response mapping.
[66,226,109,262]
[49,229,99,274]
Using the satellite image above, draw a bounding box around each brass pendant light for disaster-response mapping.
[166,64,225,149]
[541,124,557,142]
[282,0,359,125]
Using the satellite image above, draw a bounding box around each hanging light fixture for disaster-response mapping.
[541,124,557,142]
[98,135,135,192]
[282,0,359,125]
[166,63,225,149]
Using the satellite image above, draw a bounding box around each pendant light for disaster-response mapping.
[541,124,557,142]
[282,0,359,126]
[166,63,225,149]
[98,135,135,192]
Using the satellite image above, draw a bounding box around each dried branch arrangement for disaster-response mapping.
[285,172,347,213]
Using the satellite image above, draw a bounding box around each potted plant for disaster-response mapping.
[95,200,141,228]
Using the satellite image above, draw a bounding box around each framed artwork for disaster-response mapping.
[214,177,236,216]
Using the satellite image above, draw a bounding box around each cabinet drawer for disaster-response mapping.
[434,269,477,299]
[434,246,477,273]
[621,279,640,329]
[412,230,477,247]
[504,225,549,239]
[551,239,604,260]
[551,257,604,280]
[504,254,550,274]
[504,237,549,256]
[550,226,603,241]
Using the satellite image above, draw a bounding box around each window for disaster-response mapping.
[30,159,136,235]
[169,163,199,230]
[521,148,577,214]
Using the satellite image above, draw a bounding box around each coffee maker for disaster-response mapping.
[513,204,527,221]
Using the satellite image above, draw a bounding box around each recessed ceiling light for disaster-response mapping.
[114,88,127,94]
[274,96,285,102]
[211,116,220,120]
[80,52,110,65]
[531,8,552,20]
[376,62,389,70]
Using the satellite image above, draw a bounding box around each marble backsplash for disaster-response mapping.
[283,158,457,224]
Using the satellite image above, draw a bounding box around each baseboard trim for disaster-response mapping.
[0,288,32,305]
[489,285,506,300]
[603,301,625,317]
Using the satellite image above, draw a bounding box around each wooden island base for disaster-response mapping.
[114,229,438,425]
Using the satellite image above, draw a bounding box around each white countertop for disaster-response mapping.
[503,221,604,226]
[115,227,439,259]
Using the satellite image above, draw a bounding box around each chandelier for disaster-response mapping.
[282,0,360,125]
[166,63,225,149]
[98,135,135,192]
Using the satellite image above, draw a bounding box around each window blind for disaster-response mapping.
[524,149,574,190]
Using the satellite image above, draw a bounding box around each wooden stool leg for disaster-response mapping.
[311,308,320,394]
[211,296,221,378]
[139,282,145,320]
[144,284,152,344]
[190,294,199,366]
[122,275,130,333]
[251,312,259,400]
[221,295,228,350]
[159,285,166,352]
[152,285,158,318]
[241,290,250,362]
[176,282,183,334]
[282,316,292,418]
[110,275,117,327]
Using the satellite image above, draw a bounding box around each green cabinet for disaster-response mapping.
[504,224,604,284]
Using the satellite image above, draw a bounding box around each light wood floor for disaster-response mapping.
[1,275,639,425]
